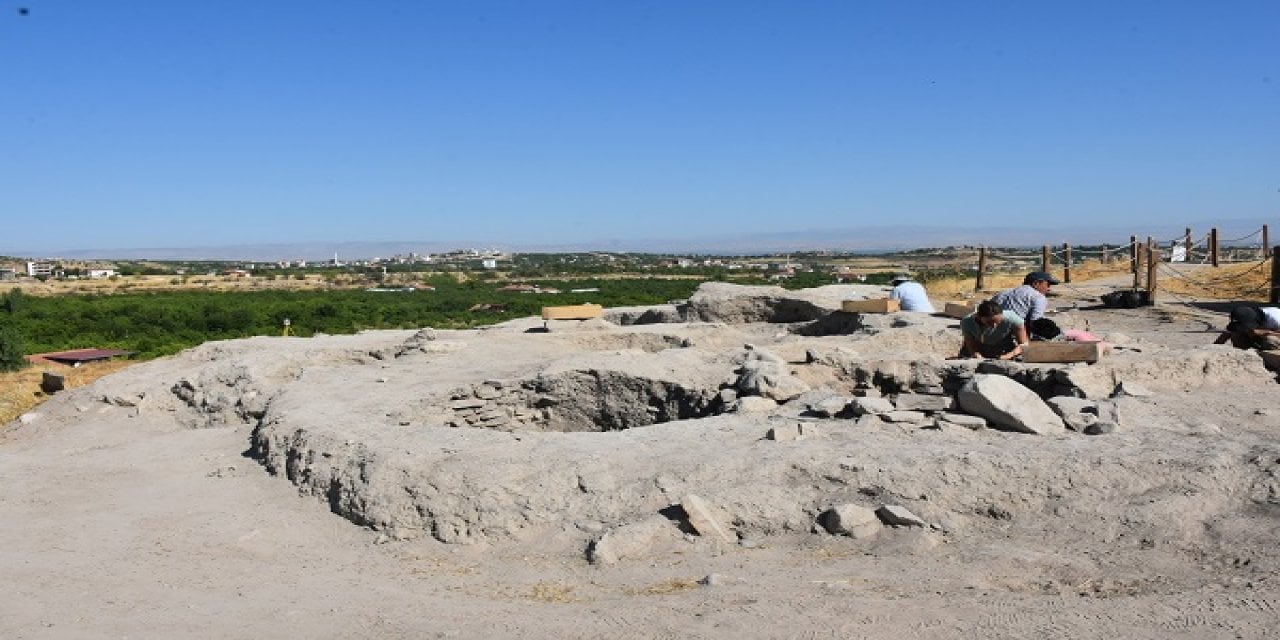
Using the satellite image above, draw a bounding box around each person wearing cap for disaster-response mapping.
[888,273,935,313]
[1214,306,1280,350]
[992,271,1061,340]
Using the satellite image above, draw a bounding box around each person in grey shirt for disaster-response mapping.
[888,274,935,312]
[992,271,1060,339]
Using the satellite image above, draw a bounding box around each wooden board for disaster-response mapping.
[541,303,604,320]
[841,298,901,314]
[943,302,977,319]
[1022,341,1103,364]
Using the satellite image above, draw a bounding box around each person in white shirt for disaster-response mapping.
[888,274,935,313]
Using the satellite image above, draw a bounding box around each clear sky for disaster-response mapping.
[2,1,1278,255]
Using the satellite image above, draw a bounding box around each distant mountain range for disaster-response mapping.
[8,218,1272,261]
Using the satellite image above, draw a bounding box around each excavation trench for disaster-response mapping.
[442,369,726,432]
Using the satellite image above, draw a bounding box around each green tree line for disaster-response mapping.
[0,277,702,360]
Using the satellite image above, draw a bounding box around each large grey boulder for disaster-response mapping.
[820,504,882,538]
[956,374,1066,435]
[735,357,810,402]
[603,305,685,326]
[684,282,884,324]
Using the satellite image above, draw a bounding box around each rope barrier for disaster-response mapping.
[1221,227,1263,243]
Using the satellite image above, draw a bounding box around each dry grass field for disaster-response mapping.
[1157,258,1274,302]
[0,360,136,430]
[922,258,1135,299]
[923,257,1274,303]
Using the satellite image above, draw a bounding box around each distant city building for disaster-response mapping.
[87,269,117,279]
[26,261,54,277]
[481,259,497,269]
[0,268,16,280]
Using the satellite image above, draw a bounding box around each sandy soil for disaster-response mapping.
[2,280,1278,639]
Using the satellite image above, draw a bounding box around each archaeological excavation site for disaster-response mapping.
[5,282,1279,638]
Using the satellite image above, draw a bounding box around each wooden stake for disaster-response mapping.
[975,247,987,293]
[1210,228,1219,267]
[1184,227,1193,254]
[1272,244,1280,304]
[1041,245,1050,274]
[1063,242,1072,284]
[1146,244,1158,304]
[1129,235,1138,274]
[1264,225,1270,258]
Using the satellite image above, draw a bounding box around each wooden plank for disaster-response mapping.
[1023,341,1103,364]
[541,304,604,320]
[841,298,901,314]
[943,301,976,319]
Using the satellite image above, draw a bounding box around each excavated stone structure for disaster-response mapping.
[91,283,1275,564]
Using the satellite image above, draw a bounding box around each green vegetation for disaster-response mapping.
[2,276,704,359]
[0,325,25,372]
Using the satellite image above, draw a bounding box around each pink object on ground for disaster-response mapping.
[1063,329,1101,342]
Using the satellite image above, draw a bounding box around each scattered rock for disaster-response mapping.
[718,388,739,405]
[1084,421,1117,436]
[807,394,851,418]
[587,516,680,565]
[735,396,778,413]
[40,372,65,394]
[767,423,806,441]
[1062,412,1098,432]
[698,573,726,587]
[876,505,926,527]
[893,393,954,412]
[18,412,40,425]
[681,494,735,543]
[883,410,928,424]
[956,375,1065,435]
[735,359,811,402]
[934,412,987,430]
[1046,396,1098,418]
[820,504,882,538]
[848,397,894,416]
[103,393,144,408]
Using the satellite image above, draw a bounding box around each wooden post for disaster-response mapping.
[1210,228,1219,267]
[1129,235,1138,274]
[1264,225,1270,258]
[1041,245,1050,274]
[1132,237,1142,289]
[975,247,987,293]
[1272,244,1280,304]
[1184,227,1193,254]
[1146,245,1158,304]
[1147,236,1155,282]
[1063,242,1071,283]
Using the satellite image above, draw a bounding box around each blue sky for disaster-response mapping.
[2,1,1278,256]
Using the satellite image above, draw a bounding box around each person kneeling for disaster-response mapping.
[959,300,1029,360]
[1214,305,1280,350]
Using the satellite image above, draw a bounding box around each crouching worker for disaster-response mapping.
[959,300,1029,360]
[1214,306,1280,350]
[888,273,935,313]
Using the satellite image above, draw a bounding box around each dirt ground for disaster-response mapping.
[2,277,1278,639]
